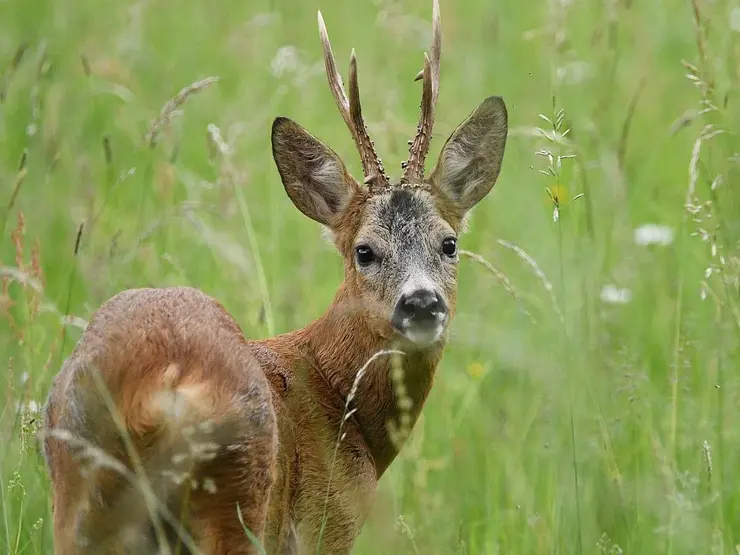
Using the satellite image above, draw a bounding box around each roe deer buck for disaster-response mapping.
[41,0,508,553]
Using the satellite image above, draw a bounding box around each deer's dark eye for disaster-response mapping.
[356,245,375,266]
[442,237,457,257]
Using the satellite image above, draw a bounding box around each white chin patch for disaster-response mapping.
[399,320,446,347]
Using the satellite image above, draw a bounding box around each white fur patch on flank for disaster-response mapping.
[151,383,209,425]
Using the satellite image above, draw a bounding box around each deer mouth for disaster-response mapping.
[392,312,448,347]
[390,286,449,347]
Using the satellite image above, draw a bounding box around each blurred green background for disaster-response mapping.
[2,0,739,553]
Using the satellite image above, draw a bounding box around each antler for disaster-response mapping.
[400,0,441,185]
[318,11,390,190]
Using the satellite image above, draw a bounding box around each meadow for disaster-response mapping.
[1,0,740,552]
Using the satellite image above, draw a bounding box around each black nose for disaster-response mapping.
[397,290,447,323]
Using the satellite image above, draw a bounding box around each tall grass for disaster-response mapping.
[1,0,739,553]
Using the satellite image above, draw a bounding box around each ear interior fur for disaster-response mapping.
[271,117,359,227]
[428,96,508,216]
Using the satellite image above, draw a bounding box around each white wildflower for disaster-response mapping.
[600,285,632,304]
[634,224,675,246]
[730,7,740,33]
[16,400,40,415]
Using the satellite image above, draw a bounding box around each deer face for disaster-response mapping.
[271,96,507,347]
[270,0,508,347]
[348,186,459,346]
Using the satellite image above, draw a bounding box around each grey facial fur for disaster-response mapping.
[353,188,457,345]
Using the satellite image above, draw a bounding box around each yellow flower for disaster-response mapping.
[546,184,567,207]
[466,361,486,379]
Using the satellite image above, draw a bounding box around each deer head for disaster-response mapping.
[271,0,508,349]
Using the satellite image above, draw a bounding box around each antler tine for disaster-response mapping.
[401,0,442,185]
[349,50,388,190]
[318,13,352,131]
[318,11,389,189]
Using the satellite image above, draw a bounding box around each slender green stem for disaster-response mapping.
[56,224,84,372]
[237,502,267,555]
[13,495,23,553]
[558,216,582,555]
[0,463,10,555]
[231,180,275,336]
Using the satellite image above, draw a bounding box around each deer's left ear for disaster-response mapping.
[428,96,508,216]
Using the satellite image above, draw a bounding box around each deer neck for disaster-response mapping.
[300,283,444,476]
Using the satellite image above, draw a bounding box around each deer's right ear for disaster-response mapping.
[271,117,359,227]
